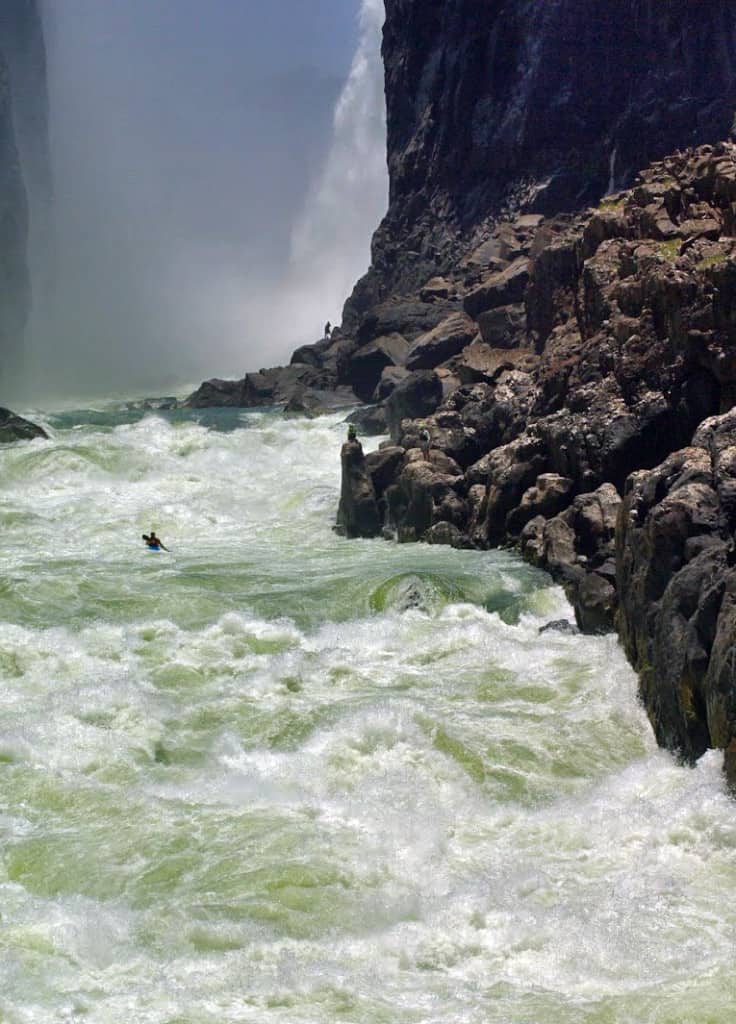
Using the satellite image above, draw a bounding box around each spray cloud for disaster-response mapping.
[21,0,387,403]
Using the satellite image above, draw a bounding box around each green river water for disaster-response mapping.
[1,406,734,1023]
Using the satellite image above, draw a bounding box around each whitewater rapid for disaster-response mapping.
[1,406,735,1023]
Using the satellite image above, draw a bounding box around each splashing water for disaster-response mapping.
[1,403,736,1023]
[286,0,388,330]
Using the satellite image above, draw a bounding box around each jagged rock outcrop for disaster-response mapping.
[343,0,736,316]
[181,0,736,780]
[335,439,381,539]
[184,360,356,413]
[333,144,736,780]
[617,410,736,778]
[0,405,46,442]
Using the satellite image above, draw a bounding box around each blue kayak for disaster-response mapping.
[146,544,162,552]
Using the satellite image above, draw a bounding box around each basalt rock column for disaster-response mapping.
[344,0,736,321]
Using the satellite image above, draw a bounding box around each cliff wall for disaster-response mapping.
[187,3,736,784]
[345,0,736,321]
[0,0,49,387]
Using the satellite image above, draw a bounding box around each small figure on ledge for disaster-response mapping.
[324,321,332,338]
[419,427,431,461]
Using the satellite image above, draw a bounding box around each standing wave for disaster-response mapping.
[0,407,735,1022]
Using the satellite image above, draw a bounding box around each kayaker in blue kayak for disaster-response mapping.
[142,530,168,551]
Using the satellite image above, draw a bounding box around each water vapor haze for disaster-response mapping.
[22,0,387,402]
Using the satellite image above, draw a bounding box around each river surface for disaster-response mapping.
[1,406,735,1023]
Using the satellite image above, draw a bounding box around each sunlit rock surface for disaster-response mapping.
[345,0,736,309]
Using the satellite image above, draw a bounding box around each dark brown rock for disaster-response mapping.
[336,440,381,539]
[357,298,460,345]
[405,313,477,370]
[477,304,527,348]
[385,371,443,441]
[0,407,47,443]
[347,333,409,402]
[463,258,530,318]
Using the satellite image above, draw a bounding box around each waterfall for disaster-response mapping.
[607,144,618,195]
[286,0,388,333]
[17,0,387,400]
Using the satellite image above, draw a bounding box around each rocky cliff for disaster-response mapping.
[345,0,736,318]
[186,2,736,786]
[0,0,49,392]
[334,143,736,789]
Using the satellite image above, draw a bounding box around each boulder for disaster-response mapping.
[385,371,443,441]
[290,336,333,367]
[372,365,411,402]
[185,377,244,408]
[335,440,382,539]
[425,521,466,546]
[463,258,530,317]
[358,298,460,344]
[505,473,575,536]
[405,313,477,370]
[616,438,731,761]
[574,572,617,634]
[185,364,342,409]
[419,276,454,301]
[0,408,47,443]
[386,458,464,543]
[365,445,405,496]
[284,387,358,417]
[347,333,409,401]
[476,304,527,348]
[347,404,389,436]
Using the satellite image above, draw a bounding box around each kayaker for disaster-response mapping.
[142,530,168,551]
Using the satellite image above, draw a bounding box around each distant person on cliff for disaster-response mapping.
[324,321,332,338]
[142,530,168,551]
[347,423,358,442]
[419,427,431,461]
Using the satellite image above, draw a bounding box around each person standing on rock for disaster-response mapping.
[347,423,358,443]
[324,321,332,338]
[419,427,431,461]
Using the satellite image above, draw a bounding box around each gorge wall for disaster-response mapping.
[0,0,49,391]
[185,2,736,783]
[344,0,736,322]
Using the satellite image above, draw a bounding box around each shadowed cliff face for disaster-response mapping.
[0,0,48,392]
[345,0,736,318]
[0,51,28,381]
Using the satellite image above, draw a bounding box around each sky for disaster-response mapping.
[21,0,387,402]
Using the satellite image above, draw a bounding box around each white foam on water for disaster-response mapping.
[2,408,736,1023]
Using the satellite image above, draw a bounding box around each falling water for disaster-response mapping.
[287,0,388,330]
[606,144,618,195]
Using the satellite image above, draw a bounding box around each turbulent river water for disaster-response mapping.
[1,405,735,1023]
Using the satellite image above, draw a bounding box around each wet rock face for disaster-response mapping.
[335,439,382,540]
[352,0,736,307]
[616,411,736,764]
[0,406,46,442]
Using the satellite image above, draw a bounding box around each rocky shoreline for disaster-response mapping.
[8,140,736,789]
[4,2,736,788]
[331,142,736,788]
[183,141,736,790]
